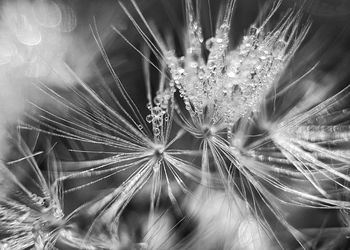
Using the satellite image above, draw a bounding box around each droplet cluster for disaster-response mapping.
[0,189,64,249]
[146,89,172,137]
[164,13,307,128]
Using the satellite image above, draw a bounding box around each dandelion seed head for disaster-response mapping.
[0,183,64,249]
[0,138,66,250]
[164,5,307,129]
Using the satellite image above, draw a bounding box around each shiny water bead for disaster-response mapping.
[146,114,153,123]
[205,37,216,51]
[145,89,173,138]
[165,51,186,87]
[153,117,163,127]
[206,24,230,72]
[153,128,160,136]
[186,10,204,48]
[153,96,161,106]
[53,207,64,219]
[152,106,162,115]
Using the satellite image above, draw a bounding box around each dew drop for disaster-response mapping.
[146,114,153,123]
[153,117,163,127]
[205,37,215,50]
[154,96,161,106]
[152,107,162,115]
[153,128,160,136]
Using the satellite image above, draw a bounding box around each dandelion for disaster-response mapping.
[15,0,350,249]
[0,138,64,250]
[23,21,204,247]
[149,0,311,194]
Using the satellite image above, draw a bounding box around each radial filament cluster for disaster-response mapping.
[164,5,308,128]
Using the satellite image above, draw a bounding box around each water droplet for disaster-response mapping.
[146,114,153,123]
[152,107,162,115]
[153,128,160,136]
[153,117,163,127]
[205,37,215,50]
[154,96,161,106]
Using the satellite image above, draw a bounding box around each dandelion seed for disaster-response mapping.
[23,24,204,247]
[141,0,350,247]
[0,140,65,250]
